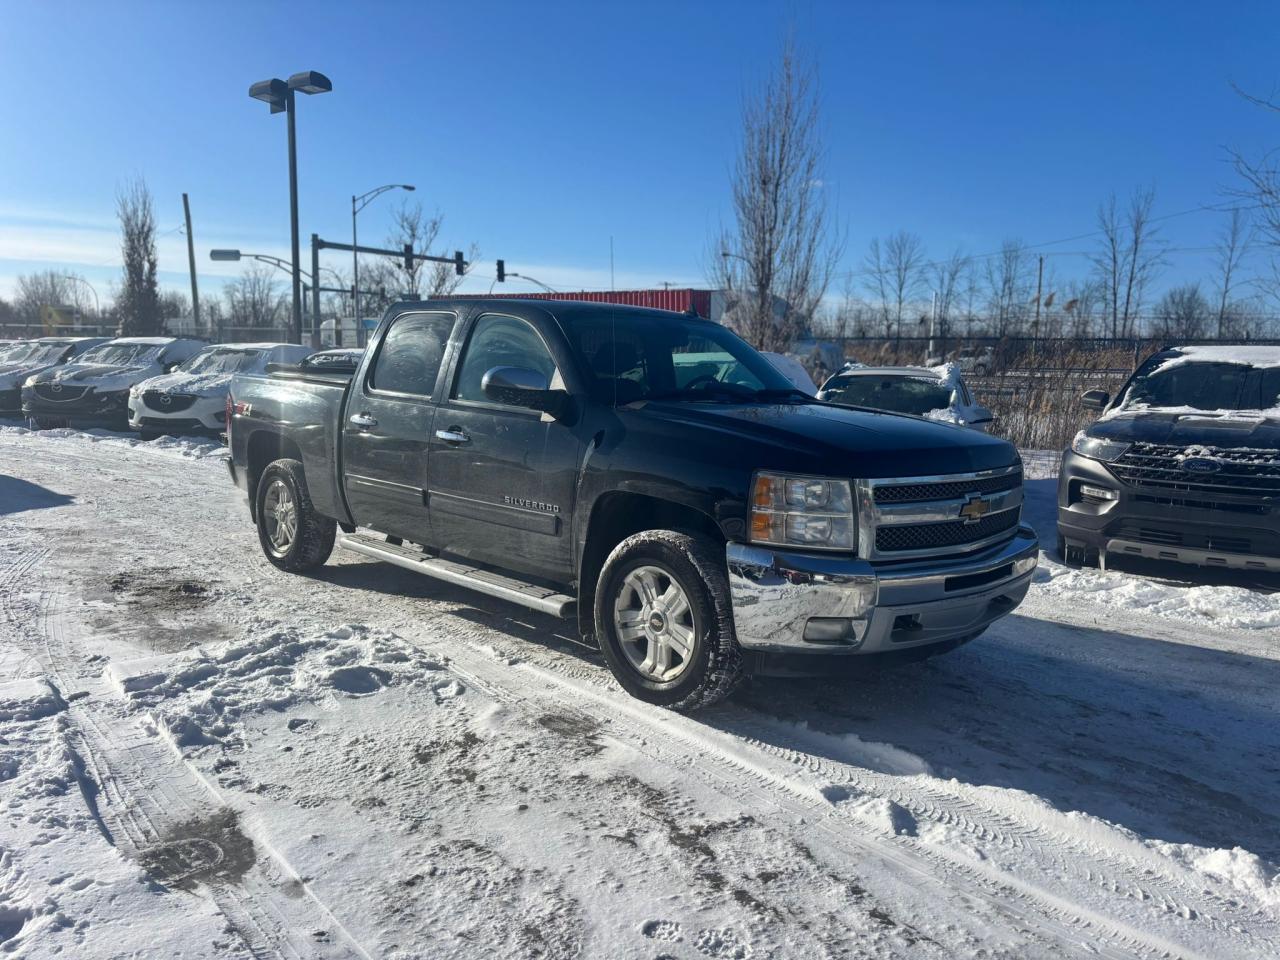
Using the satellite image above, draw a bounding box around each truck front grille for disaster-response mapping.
[875,509,1019,552]
[142,391,197,412]
[860,465,1024,560]
[1110,442,1280,500]
[874,470,1021,504]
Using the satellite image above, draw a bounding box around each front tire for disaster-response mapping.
[594,530,742,710]
[255,459,336,572]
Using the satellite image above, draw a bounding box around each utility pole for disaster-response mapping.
[1034,254,1044,336]
[182,193,201,337]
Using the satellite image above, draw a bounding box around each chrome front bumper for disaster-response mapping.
[726,526,1039,654]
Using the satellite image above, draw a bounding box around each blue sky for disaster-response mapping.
[1,0,1278,307]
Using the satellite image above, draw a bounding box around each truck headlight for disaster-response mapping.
[1071,431,1130,462]
[750,472,856,552]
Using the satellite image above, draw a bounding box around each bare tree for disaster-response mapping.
[711,40,842,352]
[1091,187,1163,338]
[116,179,163,336]
[1150,283,1212,340]
[1213,207,1252,337]
[929,247,969,350]
[14,271,75,323]
[984,239,1032,337]
[386,200,478,299]
[223,265,286,332]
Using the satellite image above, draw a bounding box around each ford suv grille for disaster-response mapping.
[1110,442,1280,500]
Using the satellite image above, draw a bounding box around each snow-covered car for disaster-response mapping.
[0,336,110,417]
[816,364,994,431]
[1059,344,1280,571]
[297,347,364,373]
[128,342,312,439]
[946,347,997,376]
[761,351,817,394]
[22,336,204,430]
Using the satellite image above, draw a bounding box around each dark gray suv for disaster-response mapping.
[1058,345,1280,573]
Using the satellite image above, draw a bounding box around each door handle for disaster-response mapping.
[435,427,470,444]
[349,412,378,430]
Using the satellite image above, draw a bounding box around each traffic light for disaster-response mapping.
[403,242,414,273]
[496,259,505,283]
[454,251,465,276]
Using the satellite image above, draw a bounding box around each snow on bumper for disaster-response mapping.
[726,526,1038,653]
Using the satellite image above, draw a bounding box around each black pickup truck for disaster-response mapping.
[226,299,1038,709]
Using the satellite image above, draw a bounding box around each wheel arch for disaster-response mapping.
[576,491,724,640]
[245,429,304,523]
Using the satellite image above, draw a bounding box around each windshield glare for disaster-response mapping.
[1118,358,1280,412]
[181,348,263,375]
[556,312,793,404]
[78,343,161,366]
[819,374,953,415]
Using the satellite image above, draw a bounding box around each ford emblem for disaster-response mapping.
[1180,456,1222,474]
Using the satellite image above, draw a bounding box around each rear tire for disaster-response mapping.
[594,530,742,710]
[255,459,336,572]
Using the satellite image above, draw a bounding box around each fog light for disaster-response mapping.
[1013,554,1037,577]
[803,618,859,644]
[1080,483,1118,502]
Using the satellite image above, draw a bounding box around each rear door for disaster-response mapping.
[427,310,584,582]
[341,310,456,542]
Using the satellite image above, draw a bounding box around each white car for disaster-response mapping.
[129,342,313,438]
[23,337,204,430]
[817,364,995,431]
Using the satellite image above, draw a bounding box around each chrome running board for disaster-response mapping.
[337,532,576,617]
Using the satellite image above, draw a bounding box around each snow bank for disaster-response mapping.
[0,422,223,460]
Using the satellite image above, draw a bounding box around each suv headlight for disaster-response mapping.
[1071,431,1130,462]
[750,472,856,552]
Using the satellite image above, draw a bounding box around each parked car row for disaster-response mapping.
[0,335,317,438]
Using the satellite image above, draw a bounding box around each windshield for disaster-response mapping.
[2,342,71,365]
[78,343,162,366]
[819,374,953,415]
[180,347,264,375]
[556,311,796,404]
[1116,357,1280,413]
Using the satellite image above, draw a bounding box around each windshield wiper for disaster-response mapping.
[751,387,815,402]
[644,381,759,403]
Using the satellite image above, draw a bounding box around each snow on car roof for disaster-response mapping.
[107,336,184,345]
[834,366,942,378]
[1159,345,1280,368]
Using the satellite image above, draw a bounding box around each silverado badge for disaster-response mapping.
[958,494,990,523]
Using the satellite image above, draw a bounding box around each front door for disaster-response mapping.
[341,310,455,542]
[427,312,583,582]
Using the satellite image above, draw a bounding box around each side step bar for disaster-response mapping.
[337,532,577,618]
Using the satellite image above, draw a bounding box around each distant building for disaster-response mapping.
[452,288,728,322]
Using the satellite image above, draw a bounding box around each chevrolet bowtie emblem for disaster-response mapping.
[958,494,990,522]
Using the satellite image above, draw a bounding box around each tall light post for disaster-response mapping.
[352,184,414,346]
[248,70,332,344]
[59,274,100,321]
[507,271,556,293]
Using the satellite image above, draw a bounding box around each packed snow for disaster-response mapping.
[1,424,1278,958]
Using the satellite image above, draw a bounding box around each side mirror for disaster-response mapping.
[481,366,565,414]
[1080,389,1109,411]
[165,362,181,373]
[971,405,994,423]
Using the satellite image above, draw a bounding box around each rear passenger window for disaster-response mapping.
[370,312,454,396]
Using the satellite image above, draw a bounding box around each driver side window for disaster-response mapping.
[453,314,557,404]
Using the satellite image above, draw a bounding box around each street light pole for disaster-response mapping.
[248,70,332,346]
[352,184,414,347]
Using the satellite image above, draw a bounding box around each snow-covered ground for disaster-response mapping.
[1,424,1278,959]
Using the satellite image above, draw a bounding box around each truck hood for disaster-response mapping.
[637,399,1018,477]
[1090,410,1280,449]
[0,360,61,390]
[27,361,162,392]
[135,370,234,397]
